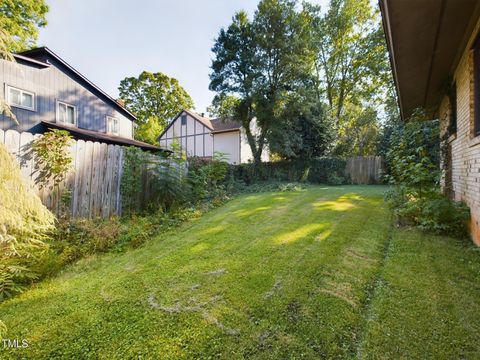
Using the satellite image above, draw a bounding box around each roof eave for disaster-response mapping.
[41,121,170,153]
[379,0,405,120]
[211,128,241,134]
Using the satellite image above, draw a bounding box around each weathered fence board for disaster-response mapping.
[345,156,383,184]
[1,129,129,218]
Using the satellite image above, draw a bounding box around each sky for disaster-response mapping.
[37,0,329,115]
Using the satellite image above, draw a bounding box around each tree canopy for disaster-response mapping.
[0,0,48,52]
[210,0,396,161]
[210,0,320,163]
[118,71,194,145]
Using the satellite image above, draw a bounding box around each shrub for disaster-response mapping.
[121,147,148,214]
[188,153,230,203]
[36,206,207,280]
[122,145,190,213]
[0,144,55,300]
[149,152,189,210]
[31,129,73,215]
[385,114,470,238]
[418,195,470,237]
[231,157,348,185]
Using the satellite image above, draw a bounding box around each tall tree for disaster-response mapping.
[310,0,391,119]
[118,71,194,144]
[210,0,316,164]
[0,0,48,52]
[210,11,259,160]
[253,0,316,163]
[267,88,333,159]
[308,0,394,154]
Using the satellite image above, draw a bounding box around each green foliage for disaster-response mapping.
[386,114,440,190]
[232,157,348,185]
[207,94,241,119]
[334,104,381,156]
[0,0,48,52]
[121,147,148,214]
[32,129,73,190]
[188,153,230,203]
[148,145,189,211]
[0,27,17,123]
[385,115,469,237]
[134,116,164,145]
[210,0,316,164]
[118,71,194,144]
[31,129,73,215]
[267,91,334,159]
[310,0,393,155]
[310,0,391,121]
[0,143,55,300]
[36,207,205,279]
[122,145,230,215]
[210,0,394,160]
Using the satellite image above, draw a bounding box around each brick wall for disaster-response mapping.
[440,17,480,245]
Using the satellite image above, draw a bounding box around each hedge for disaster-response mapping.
[231,157,348,185]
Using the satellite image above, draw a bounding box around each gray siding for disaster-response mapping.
[0,58,133,137]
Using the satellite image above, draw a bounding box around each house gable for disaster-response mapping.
[1,47,136,139]
[158,110,214,158]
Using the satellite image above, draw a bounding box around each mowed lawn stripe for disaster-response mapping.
[360,228,480,359]
[0,186,391,359]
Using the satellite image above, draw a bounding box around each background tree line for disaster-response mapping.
[209,0,398,163]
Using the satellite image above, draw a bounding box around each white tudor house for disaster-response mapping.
[158,109,269,164]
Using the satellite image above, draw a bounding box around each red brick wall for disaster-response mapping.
[440,18,480,245]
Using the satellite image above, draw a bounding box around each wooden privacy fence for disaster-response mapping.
[345,156,384,184]
[1,129,125,218]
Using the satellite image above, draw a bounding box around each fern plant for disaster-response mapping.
[149,141,189,210]
[0,143,55,300]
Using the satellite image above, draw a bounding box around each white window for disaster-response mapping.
[107,116,119,135]
[7,85,35,111]
[56,101,76,125]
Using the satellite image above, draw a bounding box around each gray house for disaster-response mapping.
[0,47,161,151]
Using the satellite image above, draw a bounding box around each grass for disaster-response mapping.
[0,185,479,359]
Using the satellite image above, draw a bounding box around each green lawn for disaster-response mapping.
[1,186,479,359]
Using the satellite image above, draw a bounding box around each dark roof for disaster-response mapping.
[12,53,50,68]
[18,47,137,122]
[183,109,214,129]
[210,118,241,133]
[157,109,243,140]
[41,121,169,153]
[380,0,480,119]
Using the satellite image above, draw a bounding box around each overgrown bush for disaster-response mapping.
[31,129,73,214]
[188,153,230,204]
[149,147,189,211]
[122,144,189,213]
[231,157,348,185]
[0,144,55,300]
[121,147,148,214]
[385,114,470,238]
[35,206,206,278]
